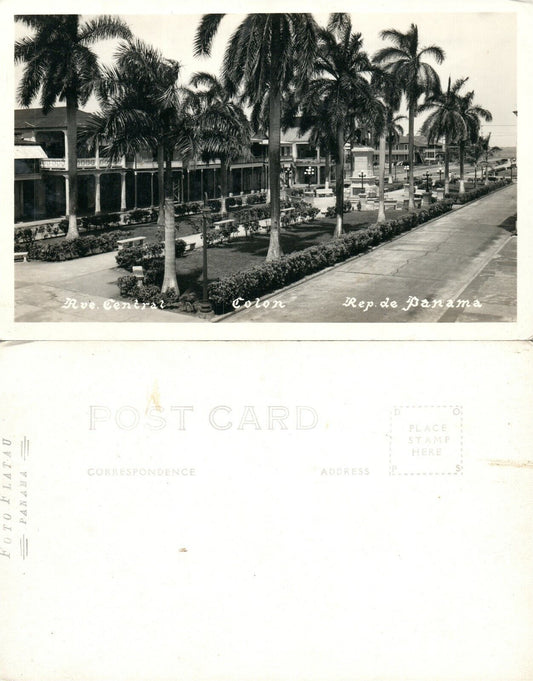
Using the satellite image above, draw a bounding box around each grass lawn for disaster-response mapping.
[139,207,416,296]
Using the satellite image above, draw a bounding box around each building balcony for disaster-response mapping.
[40,158,127,171]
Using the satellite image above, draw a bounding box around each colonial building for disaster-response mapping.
[372,135,445,166]
[15,107,339,225]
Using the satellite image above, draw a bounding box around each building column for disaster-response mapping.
[213,167,217,199]
[94,173,101,214]
[134,172,138,209]
[240,167,244,193]
[181,173,184,204]
[95,137,100,169]
[150,172,154,207]
[63,174,69,216]
[292,143,298,161]
[200,169,204,201]
[120,172,126,212]
[63,132,69,169]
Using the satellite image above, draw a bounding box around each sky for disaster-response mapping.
[13,12,517,148]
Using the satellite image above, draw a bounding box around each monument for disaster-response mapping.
[349,146,377,201]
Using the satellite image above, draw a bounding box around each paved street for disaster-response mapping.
[221,184,517,323]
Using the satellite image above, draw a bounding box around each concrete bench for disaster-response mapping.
[14,251,28,262]
[213,219,235,230]
[117,236,146,251]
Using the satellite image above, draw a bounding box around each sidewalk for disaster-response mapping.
[15,251,204,322]
[221,184,517,323]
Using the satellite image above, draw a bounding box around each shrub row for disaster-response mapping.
[15,221,68,247]
[324,201,353,218]
[25,230,133,262]
[115,240,187,271]
[446,178,511,204]
[117,275,181,308]
[208,200,455,314]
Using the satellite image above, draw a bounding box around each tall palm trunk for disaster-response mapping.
[377,133,386,223]
[387,133,394,184]
[407,101,415,210]
[161,151,179,294]
[325,150,331,189]
[444,133,450,195]
[220,156,229,216]
[157,144,165,226]
[458,140,465,194]
[65,93,79,240]
[266,14,282,262]
[333,123,344,238]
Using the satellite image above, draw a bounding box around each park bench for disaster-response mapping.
[117,236,146,251]
[14,251,28,262]
[213,218,235,230]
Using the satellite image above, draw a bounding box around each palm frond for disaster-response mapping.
[79,16,131,44]
[194,14,225,57]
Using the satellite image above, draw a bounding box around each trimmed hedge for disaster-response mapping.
[26,230,133,262]
[208,200,455,314]
[446,178,510,204]
[115,240,187,271]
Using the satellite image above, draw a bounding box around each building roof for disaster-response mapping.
[15,144,48,159]
[15,107,93,131]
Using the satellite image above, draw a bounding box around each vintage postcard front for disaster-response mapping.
[1,0,532,340]
[0,340,532,681]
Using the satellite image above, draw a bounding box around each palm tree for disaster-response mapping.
[300,14,374,237]
[456,84,492,193]
[376,73,405,184]
[188,73,251,215]
[419,77,468,195]
[81,39,196,293]
[386,114,406,184]
[374,23,444,209]
[15,15,132,239]
[194,13,317,261]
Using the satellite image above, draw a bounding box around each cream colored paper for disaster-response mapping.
[2,0,531,339]
[1,340,532,681]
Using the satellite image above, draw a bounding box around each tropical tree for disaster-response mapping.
[456,84,492,193]
[188,72,251,215]
[194,13,318,261]
[374,23,444,209]
[300,14,374,237]
[81,39,196,293]
[419,77,468,195]
[15,15,132,239]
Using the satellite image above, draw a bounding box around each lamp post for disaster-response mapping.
[359,171,365,189]
[394,162,397,181]
[198,191,212,314]
[304,166,314,190]
[438,166,443,183]
[425,171,431,192]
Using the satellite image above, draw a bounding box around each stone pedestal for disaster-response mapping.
[421,192,432,207]
[349,146,376,199]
